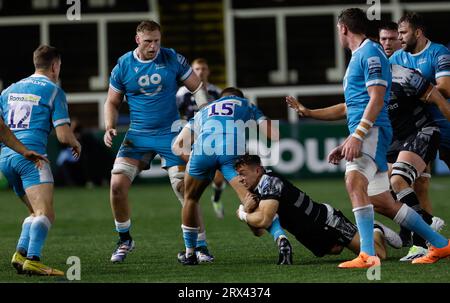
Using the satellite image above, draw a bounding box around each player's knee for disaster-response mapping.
[111,162,139,183]
[33,208,54,224]
[329,244,344,255]
[390,174,409,193]
[414,175,430,193]
[390,161,418,191]
[345,175,364,198]
[110,179,127,198]
[168,166,186,205]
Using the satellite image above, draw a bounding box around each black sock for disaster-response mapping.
[17,248,27,257]
[398,189,430,248]
[399,226,412,246]
[418,210,433,225]
[27,255,40,261]
[119,231,132,242]
[390,188,397,201]
[213,187,223,203]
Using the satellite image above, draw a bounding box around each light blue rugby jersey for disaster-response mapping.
[109,47,192,135]
[343,39,392,133]
[0,74,70,156]
[390,40,450,123]
[187,99,265,131]
[191,96,263,153]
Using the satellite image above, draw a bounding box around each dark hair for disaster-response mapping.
[398,12,426,33]
[33,45,61,70]
[337,8,368,35]
[379,21,398,32]
[234,154,262,169]
[220,87,244,98]
[136,20,161,33]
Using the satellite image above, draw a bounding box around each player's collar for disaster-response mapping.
[30,73,50,80]
[410,39,431,57]
[133,49,160,63]
[254,174,268,193]
[352,38,370,54]
[255,170,271,189]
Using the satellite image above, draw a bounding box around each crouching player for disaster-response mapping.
[235,154,403,262]
[177,87,292,265]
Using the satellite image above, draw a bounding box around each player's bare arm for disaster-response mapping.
[286,96,347,120]
[436,76,450,99]
[258,119,279,141]
[0,117,48,167]
[183,72,209,108]
[238,199,279,229]
[172,125,194,163]
[55,124,82,159]
[421,84,450,121]
[104,87,124,147]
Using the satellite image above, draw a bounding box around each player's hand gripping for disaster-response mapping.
[104,128,117,148]
[243,192,259,213]
[341,136,362,162]
[285,96,310,117]
[327,145,344,165]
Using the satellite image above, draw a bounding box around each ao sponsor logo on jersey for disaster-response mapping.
[138,73,162,96]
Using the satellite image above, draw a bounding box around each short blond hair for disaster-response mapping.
[136,20,161,33]
[192,58,208,66]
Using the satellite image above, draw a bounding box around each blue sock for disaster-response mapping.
[266,216,286,241]
[182,224,199,254]
[353,204,375,256]
[27,216,51,259]
[394,204,448,248]
[115,219,131,233]
[17,216,34,254]
[196,231,207,248]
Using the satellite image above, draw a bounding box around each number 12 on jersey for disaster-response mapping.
[8,102,33,130]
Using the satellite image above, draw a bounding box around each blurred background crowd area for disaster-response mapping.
[0,0,449,187]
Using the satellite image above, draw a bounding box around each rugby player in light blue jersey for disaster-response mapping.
[103,20,213,263]
[1,45,81,276]
[176,58,226,220]
[174,87,291,265]
[332,8,392,268]
[390,12,450,260]
[286,9,450,268]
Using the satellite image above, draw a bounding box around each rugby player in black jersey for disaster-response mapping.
[234,155,402,262]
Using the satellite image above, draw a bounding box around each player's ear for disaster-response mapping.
[135,34,140,45]
[415,28,422,39]
[51,60,58,74]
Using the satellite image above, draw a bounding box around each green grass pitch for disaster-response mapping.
[0,177,449,283]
